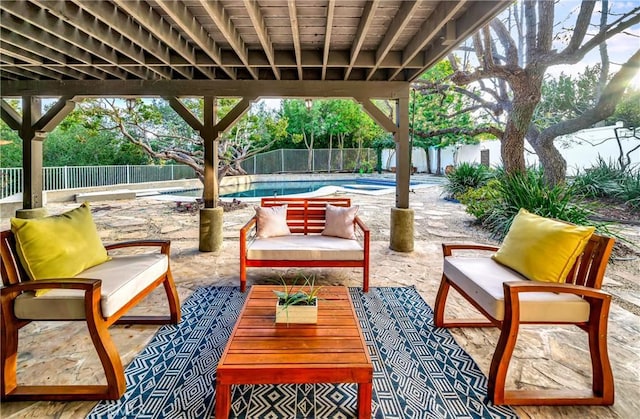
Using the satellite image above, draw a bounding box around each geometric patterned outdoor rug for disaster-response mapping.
[88,286,518,418]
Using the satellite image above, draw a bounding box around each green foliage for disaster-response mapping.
[572,157,639,212]
[571,157,627,198]
[411,61,489,150]
[443,163,493,198]
[607,87,640,127]
[273,273,322,307]
[358,160,374,174]
[457,179,501,219]
[620,170,640,211]
[534,65,603,129]
[1,118,150,168]
[0,121,22,167]
[481,170,594,240]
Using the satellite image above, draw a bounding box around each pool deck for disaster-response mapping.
[1,177,638,418]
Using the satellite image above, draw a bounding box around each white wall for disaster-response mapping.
[381,123,639,174]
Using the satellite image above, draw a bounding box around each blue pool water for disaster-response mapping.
[163,178,398,198]
[223,180,354,198]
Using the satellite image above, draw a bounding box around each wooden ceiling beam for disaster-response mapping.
[388,0,466,80]
[30,0,169,80]
[155,0,236,80]
[0,43,41,65]
[345,0,379,80]
[287,0,303,80]
[1,80,410,99]
[322,0,336,80]
[0,30,113,80]
[367,0,421,81]
[0,7,127,79]
[70,0,192,80]
[0,46,90,80]
[243,0,280,80]
[33,96,76,132]
[113,0,216,80]
[1,62,63,80]
[197,0,257,80]
[1,99,21,130]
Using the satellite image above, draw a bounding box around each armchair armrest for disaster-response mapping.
[240,217,257,237]
[354,216,370,233]
[442,243,499,257]
[105,239,171,255]
[503,281,612,301]
[1,278,101,295]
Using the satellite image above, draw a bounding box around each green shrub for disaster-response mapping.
[443,162,493,199]
[481,169,595,240]
[572,157,625,198]
[620,169,640,212]
[458,179,501,220]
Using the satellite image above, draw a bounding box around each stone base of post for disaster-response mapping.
[199,207,224,252]
[389,207,414,252]
[15,208,48,219]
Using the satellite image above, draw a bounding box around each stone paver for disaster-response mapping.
[0,181,638,418]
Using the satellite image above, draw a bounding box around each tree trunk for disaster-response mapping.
[502,72,542,174]
[328,133,333,173]
[425,147,432,174]
[528,133,567,185]
[436,148,442,175]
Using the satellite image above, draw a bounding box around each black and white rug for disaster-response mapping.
[88,286,517,418]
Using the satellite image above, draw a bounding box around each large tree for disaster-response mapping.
[446,0,640,184]
[80,98,286,183]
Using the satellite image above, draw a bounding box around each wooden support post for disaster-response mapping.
[395,95,410,209]
[0,97,75,211]
[21,97,44,209]
[168,96,253,251]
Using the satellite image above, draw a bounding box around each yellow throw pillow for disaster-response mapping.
[11,203,110,296]
[492,209,595,283]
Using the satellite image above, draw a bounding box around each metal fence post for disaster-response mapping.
[281,149,284,173]
[126,165,130,184]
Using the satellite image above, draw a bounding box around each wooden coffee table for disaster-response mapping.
[215,285,373,418]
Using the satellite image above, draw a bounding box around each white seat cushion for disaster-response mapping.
[247,234,364,261]
[444,256,590,323]
[14,253,168,319]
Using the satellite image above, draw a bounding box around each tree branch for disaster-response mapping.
[536,49,640,143]
[414,125,503,140]
[537,0,555,52]
[524,0,537,63]
[490,19,518,66]
[546,7,640,66]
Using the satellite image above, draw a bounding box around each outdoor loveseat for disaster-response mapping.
[239,197,370,292]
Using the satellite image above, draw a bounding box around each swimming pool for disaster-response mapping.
[159,176,437,200]
[162,178,399,199]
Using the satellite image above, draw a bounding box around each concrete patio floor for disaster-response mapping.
[1,181,638,418]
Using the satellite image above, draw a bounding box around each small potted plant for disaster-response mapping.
[273,274,322,324]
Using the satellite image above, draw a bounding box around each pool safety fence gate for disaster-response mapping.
[0,164,197,199]
[241,148,374,175]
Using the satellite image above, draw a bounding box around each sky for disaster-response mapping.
[543,1,640,87]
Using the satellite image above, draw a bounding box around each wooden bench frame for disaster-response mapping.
[239,197,370,293]
[0,230,181,401]
[434,233,616,406]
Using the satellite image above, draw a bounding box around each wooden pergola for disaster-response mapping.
[0,0,508,252]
